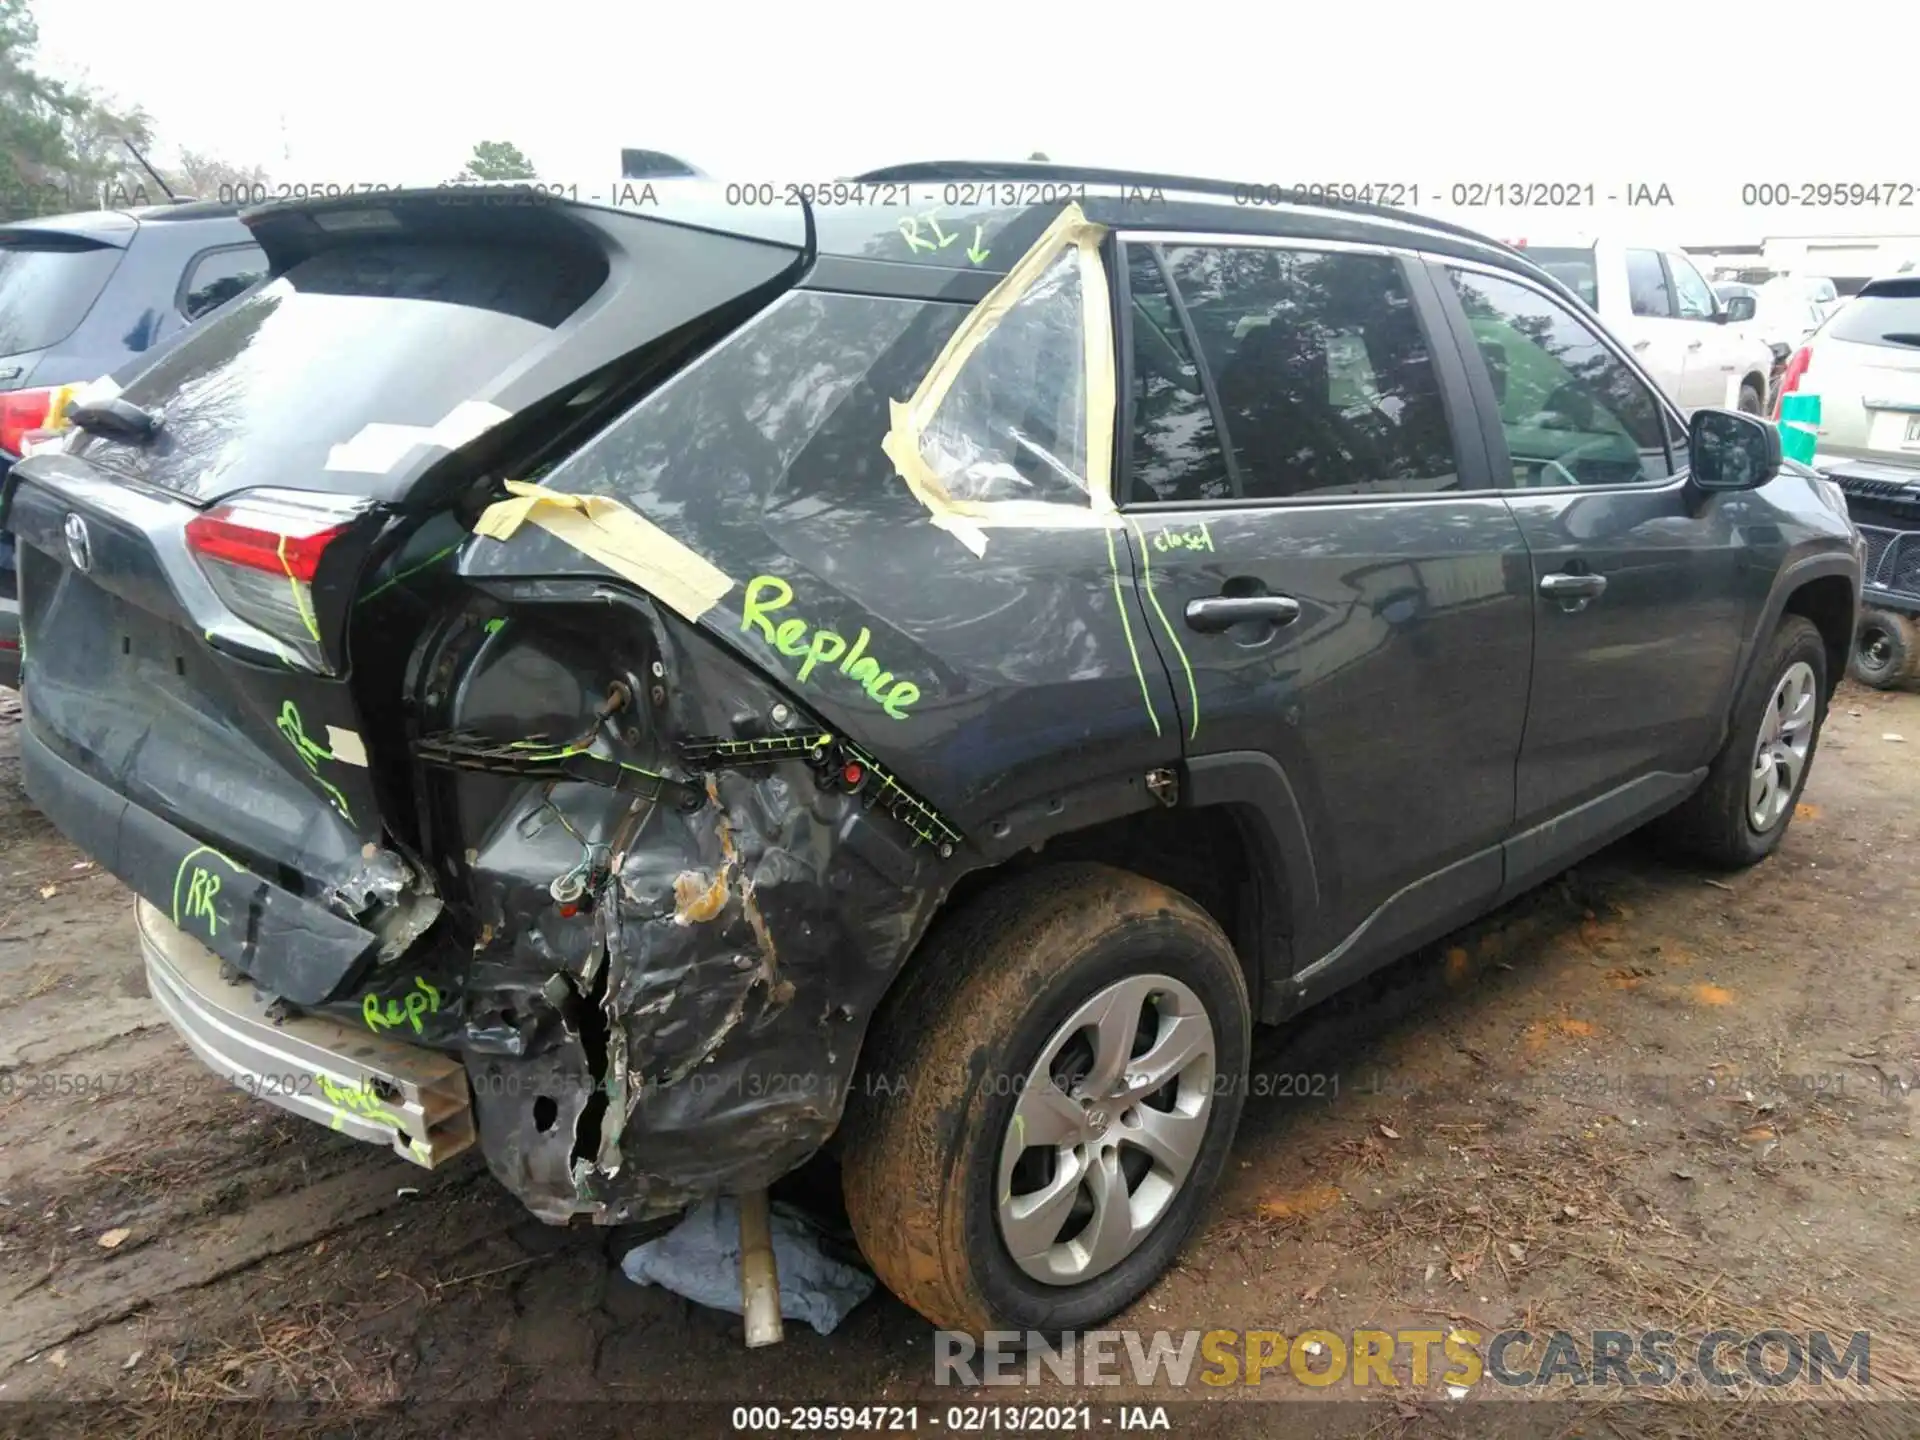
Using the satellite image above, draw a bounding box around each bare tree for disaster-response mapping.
[171,148,270,202]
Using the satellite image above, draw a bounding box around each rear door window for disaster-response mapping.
[1825,280,1920,349]
[82,238,606,501]
[0,233,125,357]
[1123,247,1233,502]
[1144,244,1458,501]
[179,243,268,322]
[1627,249,1675,317]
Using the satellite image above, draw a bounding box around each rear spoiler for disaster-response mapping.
[239,184,808,274]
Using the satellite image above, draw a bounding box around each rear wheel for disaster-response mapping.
[1738,381,1764,415]
[840,863,1250,1333]
[1658,615,1828,868]
[1850,609,1916,690]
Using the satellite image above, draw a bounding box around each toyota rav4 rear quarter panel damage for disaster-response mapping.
[432,244,1184,1220]
[3,189,810,1014]
[413,585,956,1219]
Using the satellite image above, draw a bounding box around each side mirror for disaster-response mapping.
[1689,408,1781,491]
[1724,294,1757,322]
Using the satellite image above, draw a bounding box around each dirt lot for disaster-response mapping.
[0,685,1916,1439]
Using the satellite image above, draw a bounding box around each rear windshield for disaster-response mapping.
[1825,281,1920,349]
[1526,247,1598,309]
[88,239,606,499]
[0,233,124,358]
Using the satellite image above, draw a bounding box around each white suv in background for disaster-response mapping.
[1517,239,1776,415]
[1776,274,1920,468]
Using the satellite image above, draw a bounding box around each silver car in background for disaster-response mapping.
[1776,275,1920,469]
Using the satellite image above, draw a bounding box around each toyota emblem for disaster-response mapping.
[63,512,92,573]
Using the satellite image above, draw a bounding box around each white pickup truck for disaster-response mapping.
[1515,238,1777,416]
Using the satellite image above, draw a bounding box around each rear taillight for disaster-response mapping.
[0,386,75,459]
[184,490,368,671]
[1771,347,1813,418]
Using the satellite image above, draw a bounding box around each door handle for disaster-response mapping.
[1184,595,1301,633]
[1540,571,1608,604]
[1687,339,1704,350]
[1631,339,1651,351]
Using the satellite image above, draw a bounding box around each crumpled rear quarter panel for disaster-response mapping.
[423,281,1173,1222]
[423,594,946,1223]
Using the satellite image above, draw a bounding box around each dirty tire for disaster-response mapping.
[1738,381,1764,416]
[1658,615,1828,868]
[1850,609,1916,690]
[839,863,1250,1334]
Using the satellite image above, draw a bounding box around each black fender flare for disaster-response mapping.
[1182,751,1321,1020]
[1732,549,1860,711]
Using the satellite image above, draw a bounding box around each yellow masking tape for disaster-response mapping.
[883,202,1120,555]
[474,481,735,623]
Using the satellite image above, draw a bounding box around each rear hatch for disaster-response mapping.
[1806,278,1920,467]
[2,187,807,1004]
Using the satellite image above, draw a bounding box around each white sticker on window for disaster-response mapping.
[430,400,512,450]
[324,424,432,475]
[323,401,514,474]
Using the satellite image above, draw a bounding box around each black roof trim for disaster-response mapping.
[799,254,999,304]
[853,159,1521,257]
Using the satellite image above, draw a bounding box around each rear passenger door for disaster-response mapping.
[1430,259,1749,893]
[1115,235,1536,984]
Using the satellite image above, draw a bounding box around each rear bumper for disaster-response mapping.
[19,714,379,1004]
[138,899,475,1167]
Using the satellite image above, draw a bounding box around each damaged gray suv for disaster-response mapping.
[2,163,1862,1333]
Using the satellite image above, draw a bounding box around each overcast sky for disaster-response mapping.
[36,0,1920,248]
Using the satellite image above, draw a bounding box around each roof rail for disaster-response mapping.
[851,159,1517,255]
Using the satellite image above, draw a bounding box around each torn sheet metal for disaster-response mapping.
[473,480,736,623]
[415,589,947,1223]
[881,201,1120,556]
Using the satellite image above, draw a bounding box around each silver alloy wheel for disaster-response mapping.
[1749,660,1817,831]
[996,973,1216,1286]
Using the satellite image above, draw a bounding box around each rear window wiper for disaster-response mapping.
[68,396,160,444]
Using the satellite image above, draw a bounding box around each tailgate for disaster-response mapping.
[6,458,400,1004]
[3,188,808,1004]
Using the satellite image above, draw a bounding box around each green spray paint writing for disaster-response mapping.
[362,976,443,1036]
[276,700,354,823]
[171,845,246,941]
[739,575,921,719]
